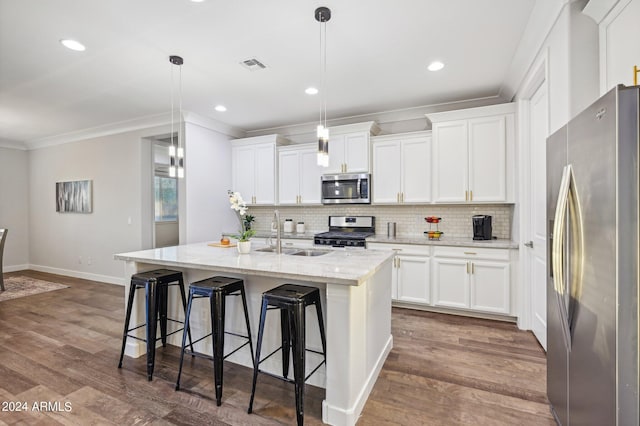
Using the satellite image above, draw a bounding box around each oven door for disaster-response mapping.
[321,173,370,204]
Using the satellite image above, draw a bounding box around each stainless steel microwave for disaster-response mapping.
[321,173,370,204]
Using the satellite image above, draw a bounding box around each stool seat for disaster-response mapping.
[263,284,320,304]
[248,284,326,426]
[175,276,254,407]
[190,276,244,294]
[131,269,183,285]
[118,269,192,381]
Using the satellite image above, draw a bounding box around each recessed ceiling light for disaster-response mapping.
[60,39,86,52]
[305,87,319,95]
[215,105,227,112]
[428,61,444,72]
[190,0,205,3]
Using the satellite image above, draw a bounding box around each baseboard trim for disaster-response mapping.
[29,264,125,286]
[4,264,30,273]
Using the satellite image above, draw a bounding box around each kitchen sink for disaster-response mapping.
[289,249,332,257]
[255,247,299,254]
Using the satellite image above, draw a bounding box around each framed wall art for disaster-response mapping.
[56,180,93,213]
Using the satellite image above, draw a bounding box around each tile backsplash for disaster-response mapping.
[247,204,513,239]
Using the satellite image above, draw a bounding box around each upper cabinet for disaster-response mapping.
[278,144,323,205]
[372,131,432,204]
[427,103,515,203]
[231,134,289,205]
[324,121,380,174]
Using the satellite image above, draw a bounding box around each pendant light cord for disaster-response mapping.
[171,63,175,155]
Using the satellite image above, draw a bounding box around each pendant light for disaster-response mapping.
[169,55,185,178]
[315,7,331,167]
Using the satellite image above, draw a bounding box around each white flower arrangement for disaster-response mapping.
[228,190,256,242]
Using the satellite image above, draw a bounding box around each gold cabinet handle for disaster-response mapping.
[397,257,400,268]
[472,263,475,274]
[466,262,470,274]
[465,190,468,201]
[470,190,473,201]
[464,252,476,255]
[402,192,405,203]
[397,192,400,203]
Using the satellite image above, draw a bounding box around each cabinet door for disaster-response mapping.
[431,257,469,309]
[254,143,275,204]
[468,116,506,202]
[326,134,346,174]
[397,254,430,304]
[432,121,468,202]
[401,137,431,203]
[372,141,401,203]
[232,145,256,202]
[470,261,510,314]
[299,147,322,204]
[344,132,369,172]
[278,150,300,205]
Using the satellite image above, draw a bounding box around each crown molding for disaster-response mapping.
[24,113,174,150]
[500,0,569,101]
[0,138,27,150]
[182,111,245,138]
[582,0,629,23]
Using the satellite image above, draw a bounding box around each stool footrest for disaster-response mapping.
[256,358,325,384]
[184,340,251,361]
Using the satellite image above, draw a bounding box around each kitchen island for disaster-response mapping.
[114,242,394,426]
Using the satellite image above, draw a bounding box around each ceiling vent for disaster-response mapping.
[240,58,267,71]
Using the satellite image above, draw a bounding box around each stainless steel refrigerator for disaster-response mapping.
[546,84,639,425]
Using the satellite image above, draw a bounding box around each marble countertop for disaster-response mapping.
[236,231,518,249]
[114,242,394,286]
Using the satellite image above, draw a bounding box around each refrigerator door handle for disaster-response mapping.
[551,165,574,351]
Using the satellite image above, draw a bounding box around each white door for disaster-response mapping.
[326,134,346,174]
[401,136,431,203]
[344,132,369,172]
[469,261,510,314]
[299,147,322,204]
[431,257,469,309]
[372,141,401,203]
[232,145,255,202]
[528,82,549,349]
[396,254,430,304]
[468,116,506,202]
[254,143,275,204]
[432,121,468,202]
[278,150,300,204]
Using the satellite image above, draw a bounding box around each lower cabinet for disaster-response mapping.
[370,243,512,316]
[369,243,430,304]
[431,247,511,315]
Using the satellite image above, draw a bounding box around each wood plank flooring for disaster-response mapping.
[0,271,554,425]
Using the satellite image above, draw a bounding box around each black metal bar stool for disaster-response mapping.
[118,269,192,381]
[175,276,254,407]
[248,284,327,426]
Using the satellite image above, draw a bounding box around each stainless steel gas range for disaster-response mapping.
[314,216,375,248]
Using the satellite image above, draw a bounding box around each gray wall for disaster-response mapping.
[28,130,154,284]
[0,147,30,270]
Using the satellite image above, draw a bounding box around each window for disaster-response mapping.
[154,176,178,221]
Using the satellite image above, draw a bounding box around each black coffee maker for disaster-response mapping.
[472,215,492,240]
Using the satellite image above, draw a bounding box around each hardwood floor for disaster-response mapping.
[0,271,554,425]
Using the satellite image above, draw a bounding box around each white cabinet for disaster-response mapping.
[372,132,431,204]
[427,103,515,203]
[431,246,511,315]
[323,122,380,174]
[368,243,430,304]
[278,144,322,205]
[231,135,289,205]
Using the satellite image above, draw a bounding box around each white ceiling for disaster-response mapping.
[0,0,539,145]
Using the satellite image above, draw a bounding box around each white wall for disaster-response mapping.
[181,121,236,244]
[28,129,156,284]
[0,147,30,270]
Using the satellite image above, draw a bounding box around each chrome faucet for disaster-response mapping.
[270,209,282,254]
